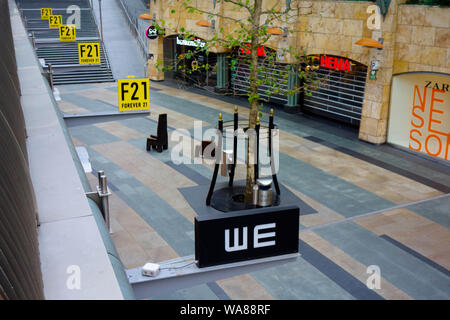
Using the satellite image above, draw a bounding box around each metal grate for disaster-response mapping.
[231,58,290,105]
[303,57,368,126]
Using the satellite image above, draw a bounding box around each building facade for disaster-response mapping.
[146,0,449,161]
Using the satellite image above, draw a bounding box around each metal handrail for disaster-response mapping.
[90,0,113,74]
[117,0,148,57]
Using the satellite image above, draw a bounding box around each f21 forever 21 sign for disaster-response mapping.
[195,206,299,268]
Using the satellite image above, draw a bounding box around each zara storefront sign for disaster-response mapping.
[195,206,299,268]
[388,72,449,161]
[176,37,206,48]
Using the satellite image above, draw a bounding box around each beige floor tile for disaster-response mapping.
[217,274,275,300]
[133,231,169,251]
[114,206,155,235]
[110,217,124,233]
[71,138,87,147]
[57,100,90,114]
[111,230,152,267]
[95,121,146,140]
[429,252,450,270]
[146,245,179,263]
[79,87,118,106]
[355,213,397,235]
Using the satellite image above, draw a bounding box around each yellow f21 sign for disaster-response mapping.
[48,15,62,28]
[78,43,101,64]
[41,8,52,19]
[59,25,76,41]
[118,79,150,111]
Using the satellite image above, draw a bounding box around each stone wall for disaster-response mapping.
[294,1,372,65]
[148,0,450,144]
[359,2,450,144]
[357,0,398,144]
[394,5,450,75]
[293,1,450,144]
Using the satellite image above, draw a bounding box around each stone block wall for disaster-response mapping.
[148,0,449,145]
[294,0,372,65]
[357,0,399,144]
[394,5,450,75]
[360,2,450,144]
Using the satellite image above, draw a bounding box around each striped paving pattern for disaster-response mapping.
[57,81,450,300]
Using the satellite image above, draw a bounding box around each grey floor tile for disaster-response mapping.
[315,221,450,299]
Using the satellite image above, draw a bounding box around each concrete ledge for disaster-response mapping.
[127,254,300,300]
[39,216,125,299]
[9,0,124,300]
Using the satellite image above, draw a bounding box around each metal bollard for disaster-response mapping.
[99,175,110,233]
[97,170,104,190]
[30,31,35,49]
[48,63,54,90]
[86,170,112,233]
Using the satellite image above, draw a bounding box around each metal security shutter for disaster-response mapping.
[231,59,289,104]
[303,57,368,126]
[163,36,176,79]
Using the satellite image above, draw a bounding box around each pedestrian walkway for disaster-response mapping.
[56,81,450,300]
[91,0,146,79]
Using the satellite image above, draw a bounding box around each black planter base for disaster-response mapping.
[210,183,281,213]
[179,179,317,216]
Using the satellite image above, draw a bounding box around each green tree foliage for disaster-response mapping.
[154,0,322,201]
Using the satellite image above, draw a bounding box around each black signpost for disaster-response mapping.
[195,205,299,268]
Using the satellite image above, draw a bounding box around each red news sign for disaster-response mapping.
[313,56,352,72]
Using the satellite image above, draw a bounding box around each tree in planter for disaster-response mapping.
[153,0,321,203]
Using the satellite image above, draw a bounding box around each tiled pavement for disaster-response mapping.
[57,81,450,300]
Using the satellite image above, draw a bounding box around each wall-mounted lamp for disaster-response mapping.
[196,19,212,27]
[267,27,284,35]
[355,38,384,49]
[195,19,215,29]
[139,13,152,20]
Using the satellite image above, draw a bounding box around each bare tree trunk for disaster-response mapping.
[244,0,262,203]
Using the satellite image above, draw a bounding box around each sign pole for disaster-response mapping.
[99,0,103,43]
